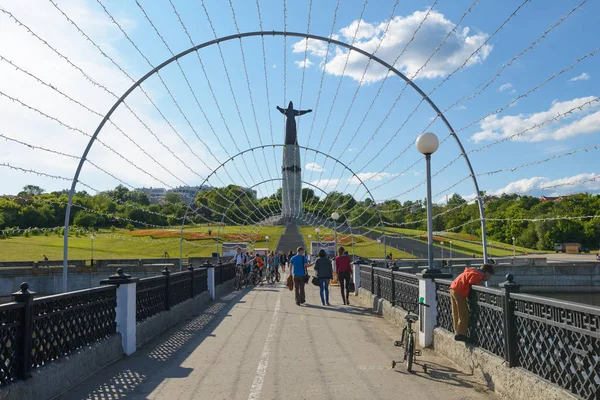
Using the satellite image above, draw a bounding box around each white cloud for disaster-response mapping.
[348,172,394,185]
[294,11,492,83]
[294,59,313,68]
[305,162,324,172]
[488,173,600,196]
[570,72,590,82]
[498,83,513,92]
[471,97,600,143]
[0,2,217,195]
[273,64,276,68]
[310,178,340,190]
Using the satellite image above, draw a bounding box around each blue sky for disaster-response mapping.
[0,0,599,208]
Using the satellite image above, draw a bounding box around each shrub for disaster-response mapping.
[23,230,30,238]
[110,225,117,233]
[126,223,135,231]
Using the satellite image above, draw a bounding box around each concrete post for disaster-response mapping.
[417,270,451,348]
[204,261,215,300]
[352,262,360,296]
[100,268,139,355]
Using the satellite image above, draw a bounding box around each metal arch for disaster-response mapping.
[217,178,355,248]
[63,30,488,291]
[217,178,354,230]
[179,143,385,230]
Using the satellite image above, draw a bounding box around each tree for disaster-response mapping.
[22,185,44,196]
[73,211,97,228]
[165,192,182,204]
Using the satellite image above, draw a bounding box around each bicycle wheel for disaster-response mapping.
[275,270,280,282]
[234,274,241,290]
[406,335,414,373]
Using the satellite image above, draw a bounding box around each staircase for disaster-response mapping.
[276,222,306,253]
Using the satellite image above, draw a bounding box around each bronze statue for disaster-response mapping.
[276,101,312,145]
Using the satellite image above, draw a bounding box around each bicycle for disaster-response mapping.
[234,265,244,290]
[391,300,430,373]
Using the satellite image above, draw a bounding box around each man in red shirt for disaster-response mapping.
[335,246,353,305]
[449,264,494,342]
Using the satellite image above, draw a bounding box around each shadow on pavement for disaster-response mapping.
[396,360,490,392]
[57,289,250,400]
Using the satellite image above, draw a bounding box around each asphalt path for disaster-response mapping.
[58,282,496,400]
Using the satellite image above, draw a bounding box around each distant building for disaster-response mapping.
[167,186,213,205]
[138,187,166,204]
[138,185,254,205]
[540,195,572,202]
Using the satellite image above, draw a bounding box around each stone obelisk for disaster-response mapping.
[277,102,312,219]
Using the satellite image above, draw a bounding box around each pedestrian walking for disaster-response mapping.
[335,246,353,305]
[314,249,332,306]
[449,264,494,342]
[290,247,309,305]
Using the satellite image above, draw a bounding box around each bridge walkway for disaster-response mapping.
[59,283,496,399]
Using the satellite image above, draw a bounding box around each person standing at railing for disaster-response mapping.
[314,249,333,306]
[335,246,353,305]
[290,247,309,306]
[449,264,495,342]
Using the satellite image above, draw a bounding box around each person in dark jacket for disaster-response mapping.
[314,249,333,305]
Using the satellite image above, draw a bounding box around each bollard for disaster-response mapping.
[417,269,452,348]
[204,261,215,300]
[352,262,360,296]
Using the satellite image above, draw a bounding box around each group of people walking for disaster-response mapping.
[288,246,354,306]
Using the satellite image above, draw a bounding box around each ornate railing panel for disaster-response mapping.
[30,286,117,369]
[469,286,506,358]
[224,263,236,282]
[170,271,192,307]
[512,293,600,400]
[136,275,167,323]
[373,268,392,302]
[393,272,420,314]
[193,268,208,296]
[0,302,24,387]
[435,279,453,332]
[359,265,372,293]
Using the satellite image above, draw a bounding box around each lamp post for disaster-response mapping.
[441,241,444,260]
[449,241,453,258]
[266,235,270,251]
[331,212,339,254]
[90,234,95,266]
[512,236,516,257]
[377,238,381,260]
[416,132,440,272]
[315,227,320,245]
[308,234,312,255]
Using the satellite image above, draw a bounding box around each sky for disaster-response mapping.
[1,0,599,209]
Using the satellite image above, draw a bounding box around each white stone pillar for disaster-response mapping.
[417,271,452,348]
[352,262,360,296]
[206,262,216,300]
[101,268,138,355]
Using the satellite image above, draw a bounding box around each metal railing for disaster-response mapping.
[359,264,420,313]
[1,284,117,386]
[435,278,600,400]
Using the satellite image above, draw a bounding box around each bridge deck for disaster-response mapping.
[60,283,496,399]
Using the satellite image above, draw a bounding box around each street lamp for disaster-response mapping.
[377,238,382,260]
[449,241,453,258]
[416,132,440,272]
[512,237,516,257]
[266,235,270,251]
[90,234,95,266]
[441,241,444,260]
[331,212,340,253]
[315,227,320,244]
[308,234,312,255]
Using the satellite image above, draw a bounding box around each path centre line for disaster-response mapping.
[248,291,282,400]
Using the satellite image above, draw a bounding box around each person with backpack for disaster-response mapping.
[450,264,495,342]
[314,249,333,306]
[290,247,309,305]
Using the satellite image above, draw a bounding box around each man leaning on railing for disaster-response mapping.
[449,264,495,342]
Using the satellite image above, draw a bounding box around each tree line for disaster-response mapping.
[1,185,599,250]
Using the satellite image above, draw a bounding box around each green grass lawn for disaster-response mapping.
[0,225,285,261]
[297,226,416,259]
